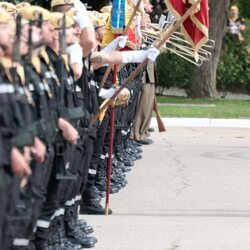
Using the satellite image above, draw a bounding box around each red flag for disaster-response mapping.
[165,0,209,59]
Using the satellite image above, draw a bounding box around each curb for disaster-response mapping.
[151,117,250,128]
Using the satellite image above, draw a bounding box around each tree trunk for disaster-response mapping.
[188,0,230,98]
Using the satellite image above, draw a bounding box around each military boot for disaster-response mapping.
[80,188,112,215]
[115,145,134,167]
[65,219,97,248]
[49,216,82,250]
[79,200,112,215]
[127,139,143,153]
[95,163,119,194]
[72,201,94,235]
[81,185,102,204]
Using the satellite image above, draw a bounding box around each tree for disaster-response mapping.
[188,0,230,98]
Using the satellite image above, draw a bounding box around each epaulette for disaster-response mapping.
[16,64,25,86]
[62,54,70,72]
[1,57,14,83]
[1,57,12,68]
[31,56,41,74]
[1,57,26,86]
[40,47,50,65]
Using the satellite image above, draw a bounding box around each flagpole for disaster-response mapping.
[103,0,144,215]
[105,47,118,216]
[91,0,203,126]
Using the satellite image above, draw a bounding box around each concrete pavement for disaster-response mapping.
[81,127,250,250]
[150,117,250,128]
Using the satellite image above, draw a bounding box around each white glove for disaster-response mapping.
[121,48,160,64]
[118,36,127,49]
[147,48,160,62]
[74,0,93,30]
[99,88,117,98]
[102,36,128,52]
[74,0,87,12]
[121,50,145,64]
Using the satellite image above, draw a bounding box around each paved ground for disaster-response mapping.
[81,127,250,250]
[150,117,250,128]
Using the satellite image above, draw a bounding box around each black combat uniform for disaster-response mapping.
[0,60,36,249]
[45,46,96,249]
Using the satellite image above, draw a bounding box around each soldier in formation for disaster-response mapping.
[0,0,160,249]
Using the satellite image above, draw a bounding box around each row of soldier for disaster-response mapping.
[0,0,159,249]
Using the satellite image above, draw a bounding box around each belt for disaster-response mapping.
[12,131,34,148]
[59,106,84,121]
[29,119,58,142]
[76,125,89,136]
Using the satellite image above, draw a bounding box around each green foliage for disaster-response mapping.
[238,0,250,18]
[156,52,194,90]
[157,96,250,118]
[217,34,250,92]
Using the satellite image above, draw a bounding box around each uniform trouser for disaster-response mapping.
[2,174,32,250]
[113,106,124,153]
[80,136,96,203]
[112,81,141,154]
[0,169,10,250]
[26,144,54,240]
[102,105,129,162]
[92,119,114,189]
[88,113,110,185]
[36,134,92,244]
[35,142,71,245]
[4,145,55,249]
[64,135,89,223]
[66,137,87,198]
[127,80,142,127]
[131,83,155,140]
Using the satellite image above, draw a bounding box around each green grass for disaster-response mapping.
[157,96,250,118]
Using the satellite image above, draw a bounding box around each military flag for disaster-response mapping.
[111,0,126,34]
[165,0,209,60]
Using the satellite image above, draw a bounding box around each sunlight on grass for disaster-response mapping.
[157,96,250,118]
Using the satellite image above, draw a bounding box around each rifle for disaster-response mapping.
[58,13,67,111]
[59,15,67,57]
[10,15,35,144]
[27,13,42,62]
[153,95,166,132]
[153,62,166,132]
[11,15,34,106]
[37,12,43,28]
[27,19,33,64]
[56,14,77,180]
[12,15,22,65]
